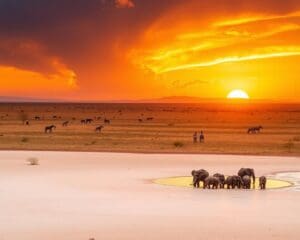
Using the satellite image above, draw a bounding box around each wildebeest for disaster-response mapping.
[247,126,263,134]
[104,119,110,124]
[95,125,104,132]
[138,119,143,122]
[81,119,86,124]
[238,168,256,188]
[86,118,93,124]
[191,169,209,188]
[259,176,267,189]
[146,117,154,121]
[62,121,69,127]
[34,116,41,120]
[45,125,56,133]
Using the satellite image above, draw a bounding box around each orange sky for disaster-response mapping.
[0,0,299,102]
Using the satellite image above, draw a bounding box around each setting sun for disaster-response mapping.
[227,89,249,99]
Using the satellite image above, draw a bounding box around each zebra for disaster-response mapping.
[45,125,56,133]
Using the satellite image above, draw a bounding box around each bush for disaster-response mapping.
[21,137,29,143]
[27,157,39,166]
[173,141,184,148]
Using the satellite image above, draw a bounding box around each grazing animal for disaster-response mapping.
[104,119,110,124]
[242,176,251,189]
[81,119,86,124]
[247,126,263,134]
[213,173,225,188]
[238,168,256,188]
[25,120,30,125]
[45,125,56,133]
[259,176,267,190]
[95,125,103,132]
[86,118,93,124]
[138,119,143,122]
[204,176,220,189]
[146,117,154,121]
[62,121,69,127]
[191,169,209,188]
[34,116,40,120]
[53,115,57,119]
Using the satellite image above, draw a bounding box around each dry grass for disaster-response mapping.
[0,102,299,156]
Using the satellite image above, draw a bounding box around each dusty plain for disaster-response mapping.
[0,151,300,240]
[0,102,299,155]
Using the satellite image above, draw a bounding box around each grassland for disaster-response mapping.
[0,102,299,155]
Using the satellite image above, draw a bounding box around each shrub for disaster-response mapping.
[173,141,184,148]
[21,137,29,143]
[27,157,39,166]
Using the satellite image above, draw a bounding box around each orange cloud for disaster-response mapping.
[115,0,134,8]
[0,60,77,97]
[129,8,300,74]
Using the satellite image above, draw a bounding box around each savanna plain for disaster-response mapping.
[1,102,300,240]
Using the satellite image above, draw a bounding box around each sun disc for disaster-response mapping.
[227,89,249,99]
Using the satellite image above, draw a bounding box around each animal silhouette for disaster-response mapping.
[95,125,104,132]
[45,125,56,133]
[62,121,69,127]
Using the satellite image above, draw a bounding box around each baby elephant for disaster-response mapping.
[213,173,225,188]
[242,176,251,189]
[225,175,242,189]
[204,176,219,189]
[259,176,267,190]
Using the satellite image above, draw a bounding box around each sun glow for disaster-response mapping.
[227,89,249,99]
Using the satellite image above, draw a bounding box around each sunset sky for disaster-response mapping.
[0,0,300,101]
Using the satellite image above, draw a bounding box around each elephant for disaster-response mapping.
[224,176,234,189]
[204,176,219,189]
[238,168,256,188]
[191,169,209,188]
[259,176,267,190]
[213,173,225,188]
[225,175,242,189]
[242,176,251,189]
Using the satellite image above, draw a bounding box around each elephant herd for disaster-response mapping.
[191,168,267,190]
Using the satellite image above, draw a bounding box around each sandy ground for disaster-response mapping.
[0,151,300,240]
[0,103,299,155]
